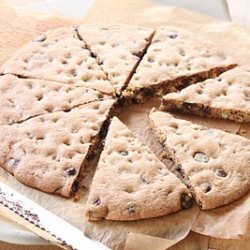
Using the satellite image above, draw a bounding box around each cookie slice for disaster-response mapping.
[78,24,154,95]
[85,117,192,221]
[0,27,113,94]
[0,74,113,126]
[161,66,250,122]
[0,99,114,197]
[149,110,250,210]
[123,26,236,102]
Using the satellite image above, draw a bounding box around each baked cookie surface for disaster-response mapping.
[0,100,114,197]
[86,117,192,221]
[0,27,114,94]
[161,66,250,122]
[0,74,113,126]
[123,26,236,102]
[149,110,250,210]
[78,24,154,95]
[0,24,248,212]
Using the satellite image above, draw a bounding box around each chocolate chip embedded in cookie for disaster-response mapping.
[7,158,20,167]
[167,31,178,39]
[180,193,193,209]
[66,168,76,176]
[92,197,101,206]
[200,183,212,193]
[126,203,137,214]
[193,152,209,163]
[33,34,47,42]
[118,150,128,156]
[216,169,227,177]
[140,174,151,184]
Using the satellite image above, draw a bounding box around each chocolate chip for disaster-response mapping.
[101,139,106,146]
[200,182,212,193]
[66,167,76,176]
[119,150,128,156]
[180,193,193,209]
[71,180,79,192]
[140,174,150,184]
[90,51,96,58]
[175,164,182,172]
[193,152,209,163]
[175,164,186,178]
[216,77,222,82]
[179,49,185,56]
[142,88,154,97]
[168,32,178,39]
[7,158,20,167]
[202,106,212,115]
[132,51,143,57]
[126,204,137,213]
[116,94,126,106]
[93,197,101,206]
[33,34,47,42]
[124,186,134,193]
[61,240,67,246]
[183,102,194,110]
[216,168,227,177]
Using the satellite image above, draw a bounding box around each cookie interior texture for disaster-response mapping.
[149,110,250,210]
[123,26,236,103]
[161,66,250,122]
[0,24,248,220]
[85,117,193,221]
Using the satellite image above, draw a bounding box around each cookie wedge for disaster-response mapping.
[161,66,250,122]
[0,27,113,95]
[0,100,114,197]
[78,24,154,95]
[0,74,113,126]
[123,26,236,102]
[85,117,192,221]
[149,110,250,210]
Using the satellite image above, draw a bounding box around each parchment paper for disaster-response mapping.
[0,0,249,249]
